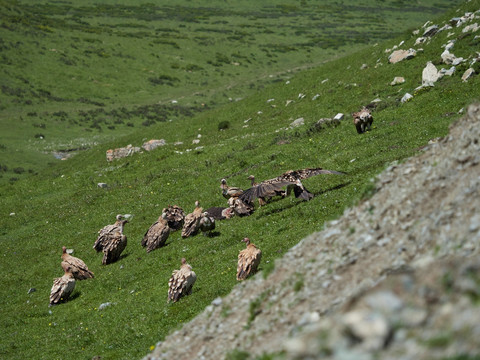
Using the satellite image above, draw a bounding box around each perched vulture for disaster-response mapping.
[228,196,255,217]
[240,167,344,203]
[199,212,215,236]
[352,107,373,134]
[49,265,76,306]
[61,246,94,280]
[220,178,244,199]
[247,175,285,206]
[94,214,126,252]
[205,206,234,220]
[161,205,185,231]
[181,201,203,238]
[168,258,197,303]
[94,215,128,265]
[142,216,171,253]
[237,237,262,281]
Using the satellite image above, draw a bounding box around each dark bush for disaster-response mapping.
[218,121,230,130]
[13,167,25,174]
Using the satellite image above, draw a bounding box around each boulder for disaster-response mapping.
[423,25,439,37]
[401,93,413,103]
[422,62,442,86]
[290,117,305,128]
[142,139,166,151]
[388,49,416,64]
[390,76,405,86]
[106,144,141,161]
[461,68,475,82]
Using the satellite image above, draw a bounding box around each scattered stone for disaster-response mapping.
[440,66,456,76]
[192,139,200,144]
[98,302,113,310]
[423,25,439,37]
[285,100,293,106]
[401,93,413,103]
[422,61,442,86]
[463,23,479,33]
[309,117,341,133]
[290,117,305,128]
[390,76,405,86]
[211,297,222,306]
[142,139,166,151]
[343,310,392,351]
[414,37,426,46]
[97,183,108,189]
[334,113,344,121]
[27,288,36,294]
[9,212,15,216]
[461,68,475,82]
[312,94,320,100]
[106,144,141,161]
[388,49,416,64]
[361,63,368,70]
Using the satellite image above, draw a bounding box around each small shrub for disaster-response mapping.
[218,121,230,130]
[34,133,45,139]
[13,167,25,174]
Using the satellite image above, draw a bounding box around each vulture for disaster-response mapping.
[94,215,128,265]
[247,175,285,206]
[61,246,94,280]
[49,265,76,306]
[142,216,171,253]
[161,205,185,231]
[168,258,197,303]
[199,212,215,236]
[240,167,344,203]
[181,201,203,238]
[228,196,255,217]
[237,237,262,281]
[352,107,373,134]
[220,178,244,199]
[205,206,234,220]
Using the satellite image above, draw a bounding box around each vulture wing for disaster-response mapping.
[162,205,185,231]
[236,244,262,280]
[49,273,76,305]
[102,234,127,265]
[61,257,94,280]
[240,167,344,203]
[94,224,118,252]
[142,218,170,252]
[168,265,197,302]
[181,213,201,238]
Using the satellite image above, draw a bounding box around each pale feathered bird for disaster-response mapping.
[94,215,128,265]
[168,258,197,303]
[240,167,344,203]
[181,201,203,238]
[49,265,76,306]
[161,205,185,231]
[61,246,94,280]
[199,212,215,236]
[228,196,255,217]
[237,237,262,281]
[220,178,244,199]
[142,216,171,252]
[352,107,373,134]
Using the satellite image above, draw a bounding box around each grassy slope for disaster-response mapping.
[0,0,460,185]
[1,1,479,359]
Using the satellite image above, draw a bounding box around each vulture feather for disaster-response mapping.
[352,107,373,134]
[161,205,185,231]
[247,175,286,206]
[142,216,171,253]
[168,258,197,303]
[49,265,76,306]
[61,246,94,280]
[237,237,262,281]
[199,212,215,236]
[205,206,234,220]
[240,167,344,203]
[94,215,128,265]
[228,196,255,217]
[181,201,203,238]
[220,178,244,199]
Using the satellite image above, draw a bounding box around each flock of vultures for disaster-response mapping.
[50,167,345,306]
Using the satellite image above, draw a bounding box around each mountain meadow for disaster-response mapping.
[1,0,479,359]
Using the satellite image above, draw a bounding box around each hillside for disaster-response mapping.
[0,1,479,359]
[0,0,463,185]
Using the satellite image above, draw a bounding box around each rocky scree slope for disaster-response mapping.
[144,102,480,359]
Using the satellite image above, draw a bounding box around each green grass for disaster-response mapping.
[0,0,463,184]
[1,0,479,359]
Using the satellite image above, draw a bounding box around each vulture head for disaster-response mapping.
[241,237,251,245]
[62,246,67,254]
[181,257,187,265]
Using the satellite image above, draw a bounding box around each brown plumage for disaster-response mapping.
[49,265,76,306]
[181,201,203,238]
[199,212,215,236]
[205,206,234,220]
[237,237,262,281]
[94,215,128,265]
[240,167,344,203]
[61,246,94,280]
[220,178,244,199]
[142,216,171,252]
[352,107,373,134]
[247,175,286,206]
[228,196,255,217]
[168,258,197,303]
[161,205,185,231]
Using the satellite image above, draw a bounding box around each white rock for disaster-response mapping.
[192,139,200,144]
[401,93,413,103]
[97,182,108,188]
[462,68,475,82]
[388,48,416,64]
[390,76,405,86]
[290,118,305,128]
[422,61,441,86]
[463,23,479,33]
[312,94,320,100]
[333,113,344,121]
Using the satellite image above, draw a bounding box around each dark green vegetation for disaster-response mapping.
[0,0,462,184]
[1,0,479,359]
